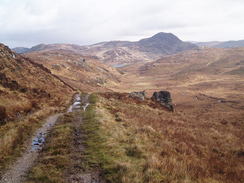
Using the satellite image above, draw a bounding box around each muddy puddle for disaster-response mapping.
[31,114,62,151]
[67,94,89,112]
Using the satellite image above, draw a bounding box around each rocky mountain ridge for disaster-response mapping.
[13,32,198,65]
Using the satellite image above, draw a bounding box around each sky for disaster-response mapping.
[0,0,244,47]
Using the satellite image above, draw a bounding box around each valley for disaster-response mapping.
[0,32,244,183]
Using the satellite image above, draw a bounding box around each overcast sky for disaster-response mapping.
[0,0,244,47]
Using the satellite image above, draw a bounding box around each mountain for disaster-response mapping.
[80,32,198,65]
[13,32,198,66]
[12,47,30,54]
[215,40,244,48]
[137,32,197,54]
[0,43,74,122]
[12,43,86,54]
[195,40,244,48]
[194,41,222,48]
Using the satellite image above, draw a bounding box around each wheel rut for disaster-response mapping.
[67,94,105,183]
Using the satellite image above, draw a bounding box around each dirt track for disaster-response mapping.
[67,94,106,183]
[0,94,105,183]
[0,114,62,183]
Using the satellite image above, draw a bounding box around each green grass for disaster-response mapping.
[80,94,157,183]
[80,94,126,182]
[79,94,108,168]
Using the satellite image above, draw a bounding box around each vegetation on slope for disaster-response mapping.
[15,91,244,183]
[0,43,73,175]
[92,93,244,183]
[25,49,121,92]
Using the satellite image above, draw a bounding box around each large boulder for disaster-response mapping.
[151,91,174,111]
[129,91,146,101]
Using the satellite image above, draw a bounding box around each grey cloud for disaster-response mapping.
[0,0,243,47]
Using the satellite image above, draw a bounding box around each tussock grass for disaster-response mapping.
[80,95,166,182]
[90,95,244,183]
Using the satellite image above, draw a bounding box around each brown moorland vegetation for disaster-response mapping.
[25,49,122,92]
[2,43,243,183]
[90,47,244,182]
[0,43,74,174]
[95,92,244,183]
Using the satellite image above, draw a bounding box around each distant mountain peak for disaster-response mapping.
[12,32,198,64]
[140,32,181,42]
[137,32,197,54]
[152,32,179,39]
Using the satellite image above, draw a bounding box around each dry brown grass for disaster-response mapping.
[0,44,74,175]
[103,47,244,182]
[25,49,122,92]
[0,90,72,174]
[96,93,244,183]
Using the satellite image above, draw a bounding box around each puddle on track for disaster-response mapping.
[67,94,89,112]
[67,94,81,113]
[0,114,62,183]
[31,114,61,151]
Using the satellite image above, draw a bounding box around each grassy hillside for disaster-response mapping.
[101,47,244,182]
[0,43,74,173]
[21,92,244,183]
[25,49,122,92]
[2,44,243,182]
[93,93,243,183]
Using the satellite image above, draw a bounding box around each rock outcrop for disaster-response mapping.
[129,91,146,101]
[151,91,174,111]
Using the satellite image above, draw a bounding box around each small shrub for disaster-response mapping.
[0,105,7,125]
[125,145,143,158]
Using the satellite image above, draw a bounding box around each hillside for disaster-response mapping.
[3,44,244,183]
[100,47,244,182]
[215,40,244,48]
[115,48,244,103]
[24,49,122,92]
[0,44,74,121]
[139,48,244,77]
[2,44,244,183]
[0,43,74,173]
[196,40,244,48]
